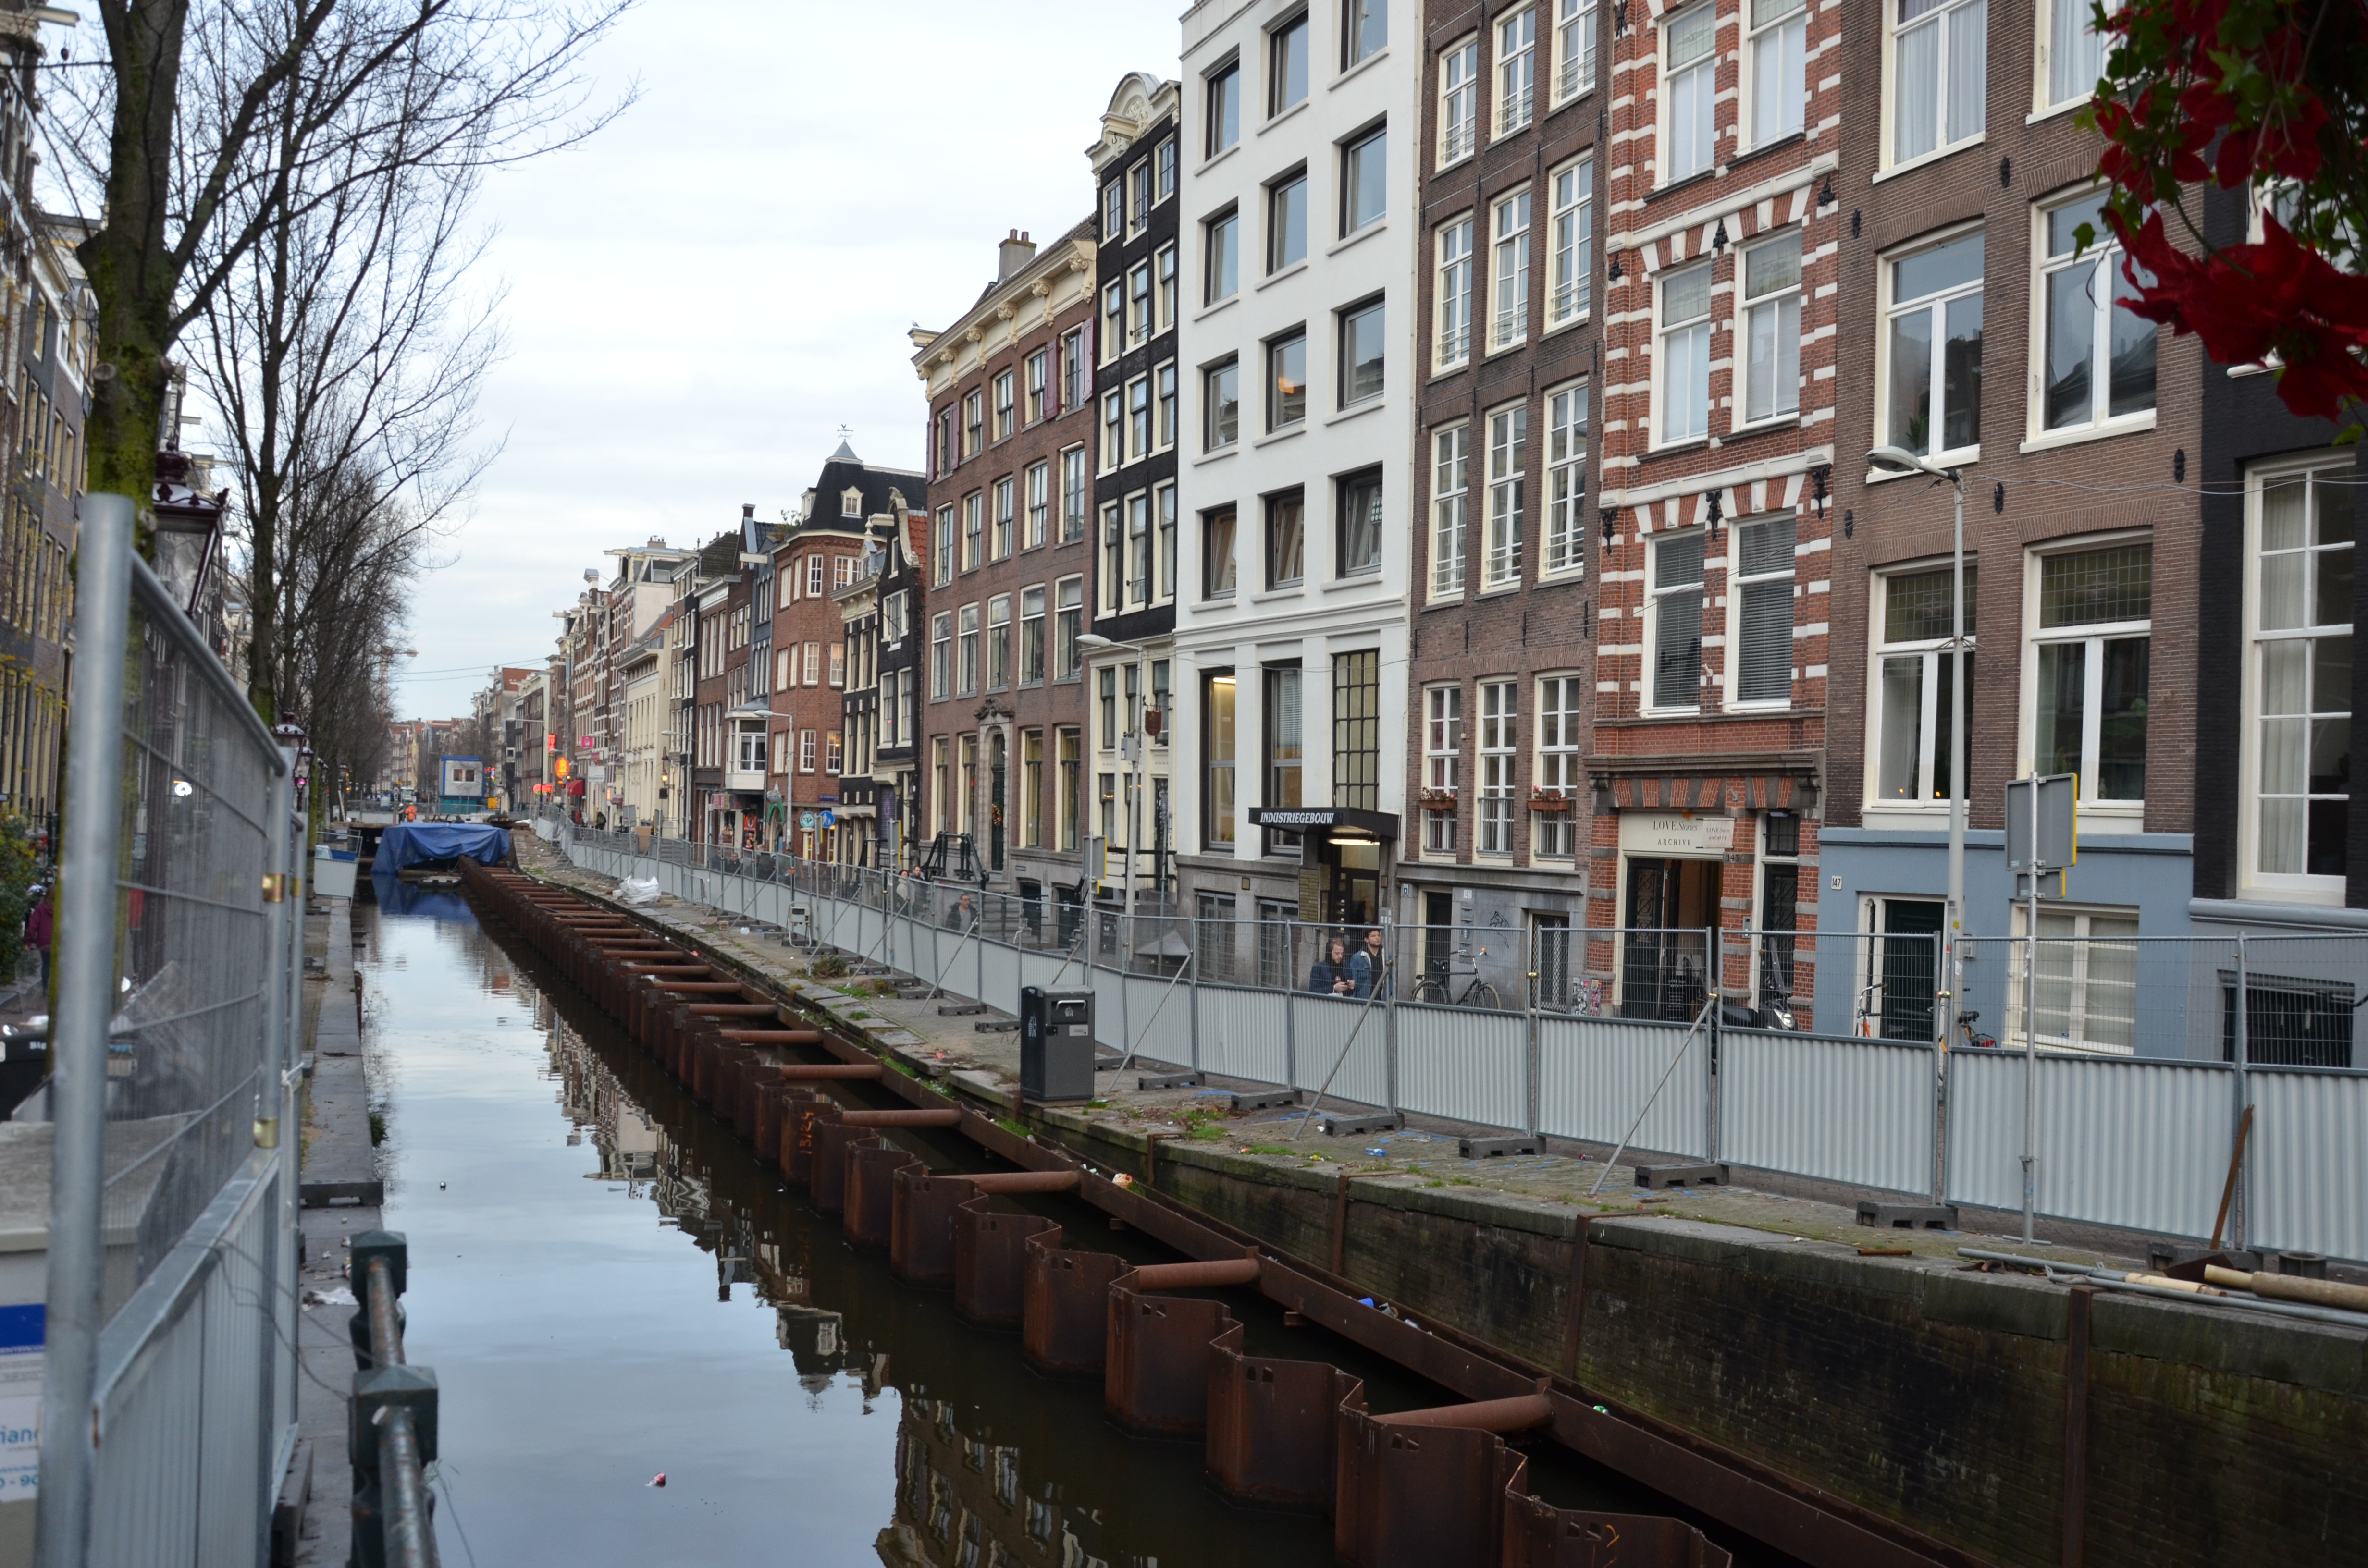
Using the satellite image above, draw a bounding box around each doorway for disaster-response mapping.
[1871,898,1942,1042]
[1315,835,1384,930]
[1422,891,1455,984]
[1619,857,1720,1020]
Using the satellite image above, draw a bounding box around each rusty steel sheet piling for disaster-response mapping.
[1021,1239,1122,1375]
[1503,1495,1735,1568]
[1105,1281,1235,1434]
[845,1140,923,1248]
[840,1107,962,1129]
[954,1203,1059,1325]
[810,1117,871,1215]
[774,1061,879,1079]
[890,1171,978,1285]
[1335,1390,1516,1568]
[1205,1322,1347,1508]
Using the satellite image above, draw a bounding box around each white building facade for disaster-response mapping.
[1172,0,1420,946]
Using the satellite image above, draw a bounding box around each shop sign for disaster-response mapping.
[1618,813,1737,857]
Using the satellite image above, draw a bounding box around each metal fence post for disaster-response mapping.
[34,491,136,1568]
[1187,918,1201,1074]
[1383,912,1399,1116]
[2232,934,2249,1252]
[1706,923,1722,1164]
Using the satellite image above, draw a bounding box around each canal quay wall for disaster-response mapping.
[506,845,2367,1568]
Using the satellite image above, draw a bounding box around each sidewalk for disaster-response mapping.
[516,834,2273,1278]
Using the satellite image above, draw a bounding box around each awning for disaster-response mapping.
[1246,806,1400,839]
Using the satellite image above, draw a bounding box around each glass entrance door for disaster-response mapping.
[1619,856,1719,1020]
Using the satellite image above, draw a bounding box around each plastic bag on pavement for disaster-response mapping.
[613,876,662,906]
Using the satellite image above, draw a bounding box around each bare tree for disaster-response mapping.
[50,0,631,541]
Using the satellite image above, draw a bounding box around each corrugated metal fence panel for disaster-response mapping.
[1018,945,1079,999]
[1289,994,1390,1109]
[1537,1014,1710,1157]
[1395,1004,1526,1131]
[1948,1052,2235,1237]
[1089,964,1129,1054]
[1721,1031,1932,1195]
[1123,970,1193,1066]
[978,937,1025,1017]
[2247,1066,2368,1263]
[1196,984,1290,1085]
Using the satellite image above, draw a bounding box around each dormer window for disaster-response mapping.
[841,487,863,518]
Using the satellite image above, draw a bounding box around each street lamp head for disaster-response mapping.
[1867,445,1931,476]
[1074,633,1118,651]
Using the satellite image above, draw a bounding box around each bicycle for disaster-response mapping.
[1956,1009,1998,1049]
[1411,947,1503,1010]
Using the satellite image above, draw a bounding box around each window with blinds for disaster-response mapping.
[1734,517,1796,703]
[1651,532,1705,709]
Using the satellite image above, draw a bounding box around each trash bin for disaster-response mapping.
[312,844,358,899]
[1019,986,1095,1104]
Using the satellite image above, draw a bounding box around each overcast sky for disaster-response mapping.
[373,0,1181,715]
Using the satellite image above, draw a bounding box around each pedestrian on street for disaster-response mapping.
[1350,927,1391,999]
[25,885,50,988]
[1308,935,1354,996]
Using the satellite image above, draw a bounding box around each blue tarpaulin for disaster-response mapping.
[375,822,510,871]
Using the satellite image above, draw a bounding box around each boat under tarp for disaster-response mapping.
[375,821,512,873]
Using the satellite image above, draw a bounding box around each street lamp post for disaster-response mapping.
[1868,445,1966,1206]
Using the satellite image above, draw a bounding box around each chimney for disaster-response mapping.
[997,229,1036,282]
[741,503,755,520]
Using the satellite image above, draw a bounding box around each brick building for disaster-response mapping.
[911,221,1099,921]
[690,527,758,845]
[1402,0,1607,1004]
[859,500,931,868]
[1589,0,1838,1024]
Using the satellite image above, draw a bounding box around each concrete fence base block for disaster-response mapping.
[1459,1135,1543,1159]
[1856,1200,1958,1229]
[1231,1090,1300,1112]
[1322,1113,1405,1137]
[1139,1072,1200,1090]
[1635,1163,1728,1189]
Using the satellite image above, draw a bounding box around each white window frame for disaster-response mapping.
[1552,0,1598,107]
[957,602,981,696]
[1744,0,1808,152]
[1477,678,1518,856]
[1431,422,1470,599]
[1437,216,1475,368]
[930,612,952,700]
[2036,0,2110,115]
[1101,389,1124,474]
[1886,0,1987,171]
[1878,224,1985,463]
[1737,229,1803,428]
[1422,683,1462,857]
[1484,403,1527,590]
[1439,36,1480,166]
[1647,530,1707,714]
[987,594,1012,689]
[2239,455,2354,903]
[1533,673,1584,858]
[1025,460,1051,548]
[1061,446,1088,541]
[1726,515,1797,708]
[1656,262,1714,446]
[2018,534,2153,815]
[1496,5,1538,137]
[1662,4,1718,185]
[1547,158,1592,328]
[2030,188,2158,442]
[1156,243,1179,330]
[1490,187,1532,351]
[1866,560,1977,810]
[2005,904,2143,1055]
[1543,380,1588,578]
[992,477,1015,560]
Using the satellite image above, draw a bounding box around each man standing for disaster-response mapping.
[1350,927,1390,1000]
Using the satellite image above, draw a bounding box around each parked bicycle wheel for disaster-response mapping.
[1412,976,1449,1005]
[1467,983,1503,1010]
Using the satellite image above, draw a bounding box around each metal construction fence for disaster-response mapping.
[36,497,304,1568]
[551,821,2368,1264]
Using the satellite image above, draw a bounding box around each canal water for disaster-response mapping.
[361,883,1787,1568]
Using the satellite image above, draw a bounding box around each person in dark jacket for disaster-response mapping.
[25,887,50,987]
[1308,936,1354,996]
[1350,927,1392,999]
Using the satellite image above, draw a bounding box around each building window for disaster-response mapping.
[1264,664,1303,855]
[1055,576,1083,678]
[957,603,981,695]
[1025,460,1051,548]
[1101,389,1124,473]
[1205,672,1238,849]
[1268,170,1309,272]
[1490,188,1532,349]
[1893,0,1986,165]
[1554,0,1598,105]
[930,738,949,834]
[2029,540,2152,804]
[992,477,1015,559]
[1665,5,1717,182]
[1439,37,1480,165]
[2041,0,2106,110]
[1206,209,1240,303]
[1099,502,1125,615]
[1740,231,1803,425]
[987,595,1011,689]
[1103,179,1125,240]
[993,370,1015,441]
[1548,159,1592,327]
[1270,12,1309,115]
[1156,482,1178,604]
[1025,350,1048,425]
[963,390,984,456]
[1098,666,1120,749]
[1874,563,1978,803]
[956,491,980,572]
[797,728,815,774]
[1205,357,1241,448]
[1749,0,1808,147]
[1478,679,1517,855]
[1885,229,1985,458]
[1156,244,1178,330]
[2246,462,2353,890]
[1020,729,1044,847]
[1129,260,1154,346]
[1208,60,1241,156]
[931,612,952,699]
[1265,489,1307,588]
[1346,0,1386,64]
[1157,136,1178,200]
[1102,280,1126,364]
[1423,685,1462,854]
[1651,531,1706,710]
[1098,770,1118,845]
[1534,674,1582,857]
[829,642,846,687]
[958,735,977,834]
[1127,375,1153,460]
[826,732,843,773]
[1267,329,1307,429]
[806,554,827,598]
[936,405,956,475]
[1339,298,1385,405]
[1057,727,1081,849]
[1497,5,1537,135]
[1061,329,1087,412]
[1658,262,1714,444]
[1731,517,1796,704]
[1544,381,1588,576]
[1431,424,1470,597]
[1061,447,1087,541]
[1151,362,1177,450]
[1436,217,1474,368]
[1332,649,1380,810]
[2039,190,2156,433]
[1204,505,1239,598]
[1015,585,1046,686]
[2008,906,2141,1054]
[1343,125,1387,234]
[1129,159,1153,236]
[1337,468,1384,577]
[1485,404,1528,589]
[1128,492,1155,608]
